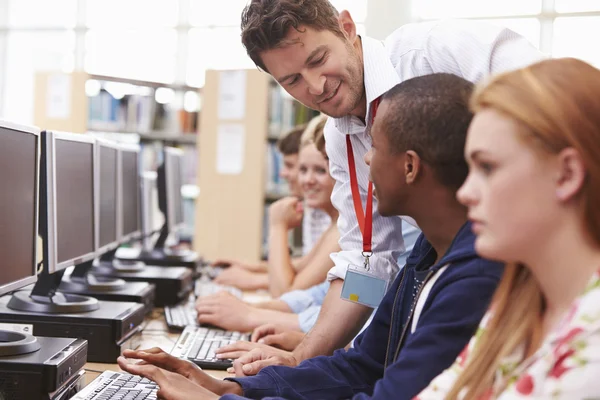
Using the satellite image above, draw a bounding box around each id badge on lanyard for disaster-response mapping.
[340,98,388,308]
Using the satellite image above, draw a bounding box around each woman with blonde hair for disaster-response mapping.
[194,114,340,337]
[416,57,600,399]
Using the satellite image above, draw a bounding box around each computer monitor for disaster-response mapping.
[140,171,160,252]
[0,121,39,296]
[119,144,142,242]
[64,137,125,288]
[0,120,42,356]
[8,130,99,313]
[167,148,185,230]
[156,147,185,248]
[96,139,121,254]
[50,132,97,272]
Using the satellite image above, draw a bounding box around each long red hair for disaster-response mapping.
[447,58,600,399]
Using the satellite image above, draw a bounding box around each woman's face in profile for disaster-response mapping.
[457,108,560,264]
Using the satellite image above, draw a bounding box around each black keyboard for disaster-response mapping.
[170,326,250,370]
[165,281,242,330]
[70,371,157,400]
[164,299,198,330]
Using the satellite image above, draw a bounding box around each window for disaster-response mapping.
[187,27,254,87]
[85,29,177,83]
[414,0,541,20]
[331,0,368,22]
[86,0,178,28]
[553,17,600,66]
[189,0,248,27]
[8,0,77,28]
[412,0,600,63]
[3,31,75,124]
[555,0,600,13]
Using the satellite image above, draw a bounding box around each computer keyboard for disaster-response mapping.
[194,280,242,298]
[170,326,250,370]
[70,370,157,400]
[164,299,198,330]
[165,283,242,330]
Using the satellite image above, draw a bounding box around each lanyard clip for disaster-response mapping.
[362,251,372,271]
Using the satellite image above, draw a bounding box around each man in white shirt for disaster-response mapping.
[234,0,545,367]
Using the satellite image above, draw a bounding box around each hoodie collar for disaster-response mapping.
[406,222,478,272]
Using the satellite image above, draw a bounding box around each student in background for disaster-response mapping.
[117,73,503,400]
[266,114,338,296]
[195,115,339,333]
[211,124,331,290]
[417,58,600,399]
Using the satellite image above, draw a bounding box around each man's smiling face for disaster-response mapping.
[261,24,365,118]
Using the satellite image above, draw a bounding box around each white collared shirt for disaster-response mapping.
[325,19,545,282]
[301,205,332,256]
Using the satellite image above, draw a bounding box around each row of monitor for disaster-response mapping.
[0,120,185,299]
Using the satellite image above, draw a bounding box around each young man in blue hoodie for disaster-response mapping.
[117,73,504,400]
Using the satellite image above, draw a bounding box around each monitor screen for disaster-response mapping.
[0,125,38,295]
[171,153,184,225]
[98,144,118,248]
[55,138,95,266]
[164,148,184,231]
[121,149,140,237]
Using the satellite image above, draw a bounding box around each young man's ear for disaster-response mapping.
[338,10,357,42]
[404,150,422,185]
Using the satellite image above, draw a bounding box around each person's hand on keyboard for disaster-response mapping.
[214,340,277,361]
[195,291,258,332]
[118,348,243,398]
[213,266,269,290]
[252,324,306,351]
[228,345,298,377]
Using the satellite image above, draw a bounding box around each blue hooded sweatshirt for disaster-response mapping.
[221,222,504,400]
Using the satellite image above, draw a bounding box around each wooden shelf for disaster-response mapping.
[87,127,197,145]
[138,133,197,145]
[88,74,201,92]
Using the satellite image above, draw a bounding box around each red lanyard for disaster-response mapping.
[345,97,380,256]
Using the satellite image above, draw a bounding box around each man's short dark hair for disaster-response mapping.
[241,0,343,72]
[381,74,474,190]
[277,125,305,155]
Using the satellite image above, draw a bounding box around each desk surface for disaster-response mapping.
[83,290,272,385]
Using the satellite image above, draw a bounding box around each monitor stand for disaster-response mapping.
[61,259,126,292]
[116,224,201,273]
[98,248,145,272]
[7,270,99,314]
[59,258,156,314]
[0,330,40,356]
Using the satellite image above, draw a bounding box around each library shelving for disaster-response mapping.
[195,69,317,261]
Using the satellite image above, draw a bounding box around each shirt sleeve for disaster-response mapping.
[278,289,317,314]
[279,281,330,314]
[423,19,546,80]
[297,305,322,333]
[324,119,409,283]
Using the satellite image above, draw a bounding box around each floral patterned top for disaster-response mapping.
[415,269,600,399]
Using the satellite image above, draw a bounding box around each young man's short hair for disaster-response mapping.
[241,0,343,72]
[381,74,474,190]
[277,125,305,155]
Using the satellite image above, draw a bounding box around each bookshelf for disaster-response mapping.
[33,70,201,242]
[33,71,201,143]
[195,70,318,261]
